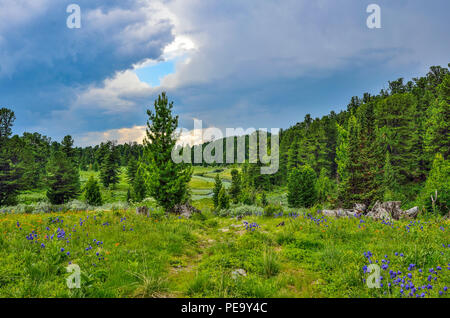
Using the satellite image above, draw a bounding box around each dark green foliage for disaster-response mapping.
[127,156,138,184]
[100,141,120,188]
[260,191,268,207]
[61,135,76,163]
[132,165,147,202]
[0,108,21,206]
[424,74,450,159]
[46,150,80,204]
[287,165,317,208]
[212,174,222,209]
[316,168,334,203]
[143,92,192,212]
[263,203,282,217]
[218,187,230,210]
[421,153,449,216]
[382,151,397,201]
[84,175,102,206]
[126,188,132,203]
[374,93,417,185]
[229,169,241,204]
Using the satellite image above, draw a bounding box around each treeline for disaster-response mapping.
[0,92,193,212]
[204,65,449,214]
[276,65,449,213]
[1,65,448,214]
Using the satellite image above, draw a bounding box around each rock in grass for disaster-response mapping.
[231,269,247,279]
[136,206,149,217]
[172,203,201,219]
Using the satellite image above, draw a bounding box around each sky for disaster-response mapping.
[0,0,449,146]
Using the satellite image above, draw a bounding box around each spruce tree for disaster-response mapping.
[0,108,21,206]
[132,164,147,202]
[126,188,132,203]
[61,135,76,163]
[374,93,417,185]
[143,92,193,211]
[424,74,450,159]
[288,165,317,208]
[229,169,241,204]
[46,150,80,204]
[212,174,223,209]
[316,168,333,203]
[261,191,268,207]
[382,151,397,201]
[84,175,102,206]
[127,156,138,184]
[100,141,119,188]
[421,153,449,216]
[218,187,230,210]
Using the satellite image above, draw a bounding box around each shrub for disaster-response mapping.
[216,205,264,217]
[84,175,103,206]
[218,187,230,210]
[263,204,283,217]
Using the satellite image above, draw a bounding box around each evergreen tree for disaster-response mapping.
[218,187,230,210]
[212,174,223,209]
[127,156,139,184]
[261,191,268,207]
[143,92,193,211]
[316,168,334,203]
[46,150,80,204]
[84,175,102,206]
[337,116,363,207]
[229,169,241,204]
[288,165,317,208]
[374,93,417,185]
[61,135,76,163]
[382,151,397,201]
[100,141,119,188]
[132,164,147,202]
[421,153,449,216]
[126,188,132,203]
[0,108,21,206]
[424,74,450,159]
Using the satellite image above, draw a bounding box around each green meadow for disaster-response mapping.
[0,166,448,298]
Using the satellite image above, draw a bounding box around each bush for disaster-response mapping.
[216,205,264,217]
[84,175,103,206]
[263,204,283,217]
[218,187,230,210]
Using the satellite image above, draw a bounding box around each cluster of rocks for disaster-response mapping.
[318,201,419,221]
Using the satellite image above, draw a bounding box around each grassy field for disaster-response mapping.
[2,166,448,298]
[0,206,448,298]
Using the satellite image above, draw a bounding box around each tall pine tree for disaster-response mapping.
[143,92,193,212]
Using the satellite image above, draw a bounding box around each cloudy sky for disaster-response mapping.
[1,0,449,146]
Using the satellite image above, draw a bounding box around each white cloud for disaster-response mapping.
[76,125,147,147]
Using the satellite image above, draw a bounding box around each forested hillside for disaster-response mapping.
[1,65,449,214]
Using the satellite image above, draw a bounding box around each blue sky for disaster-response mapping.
[0,0,449,146]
